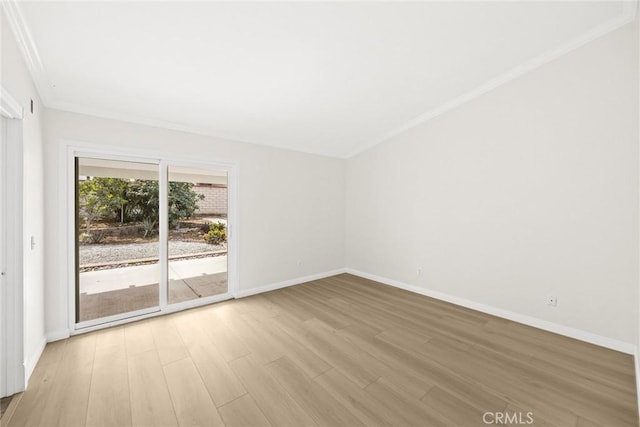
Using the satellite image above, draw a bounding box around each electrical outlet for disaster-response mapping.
[416,268,422,277]
[546,295,557,307]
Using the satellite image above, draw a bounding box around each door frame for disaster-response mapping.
[72,154,162,329]
[0,86,25,396]
[65,142,239,333]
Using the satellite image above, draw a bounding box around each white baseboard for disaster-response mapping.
[24,336,46,387]
[345,268,637,355]
[235,268,347,299]
[43,269,347,343]
[46,329,70,342]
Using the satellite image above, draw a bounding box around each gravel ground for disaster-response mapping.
[80,241,224,265]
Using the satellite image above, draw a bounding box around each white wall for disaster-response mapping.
[636,14,640,406]
[6,1,638,373]
[1,11,46,378]
[43,109,345,338]
[346,22,639,345]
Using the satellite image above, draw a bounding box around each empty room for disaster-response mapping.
[1,1,639,426]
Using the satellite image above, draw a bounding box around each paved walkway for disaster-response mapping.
[79,256,227,295]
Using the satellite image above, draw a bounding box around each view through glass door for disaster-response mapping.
[168,165,228,304]
[76,158,161,323]
[75,156,232,327]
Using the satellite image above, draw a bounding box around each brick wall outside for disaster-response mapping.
[194,185,227,215]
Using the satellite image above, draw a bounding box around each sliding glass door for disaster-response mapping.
[74,155,233,328]
[167,165,228,305]
[76,158,161,323]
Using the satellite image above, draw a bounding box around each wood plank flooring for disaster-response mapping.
[6,274,638,427]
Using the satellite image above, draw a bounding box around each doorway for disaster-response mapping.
[73,153,235,330]
[0,89,26,399]
[0,117,7,399]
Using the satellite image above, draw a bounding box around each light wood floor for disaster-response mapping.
[5,274,638,427]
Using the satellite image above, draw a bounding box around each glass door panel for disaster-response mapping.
[167,165,228,304]
[76,157,160,323]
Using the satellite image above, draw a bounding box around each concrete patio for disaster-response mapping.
[78,256,228,321]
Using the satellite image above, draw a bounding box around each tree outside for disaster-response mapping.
[78,177,225,245]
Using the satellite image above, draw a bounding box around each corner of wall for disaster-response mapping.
[235,268,347,298]
[23,336,45,388]
[45,329,70,343]
[346,268,638,355]
[635,3,640,419]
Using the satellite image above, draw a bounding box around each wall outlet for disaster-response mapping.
[416,268,422,277]
[546,295,557,307]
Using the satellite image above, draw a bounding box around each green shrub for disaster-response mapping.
[80,230,107,244]
[80,178,203,229]
[204,222,226,245]
[140,218,157,238]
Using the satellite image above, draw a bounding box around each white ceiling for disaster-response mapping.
[6,1,636,158]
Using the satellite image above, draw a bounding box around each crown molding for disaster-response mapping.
[0,85,23,119]
[48,98,337,158]
[3,0,636,159]
[2,0,336,159]
[344,1,638,158]
[1,0,53,106]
